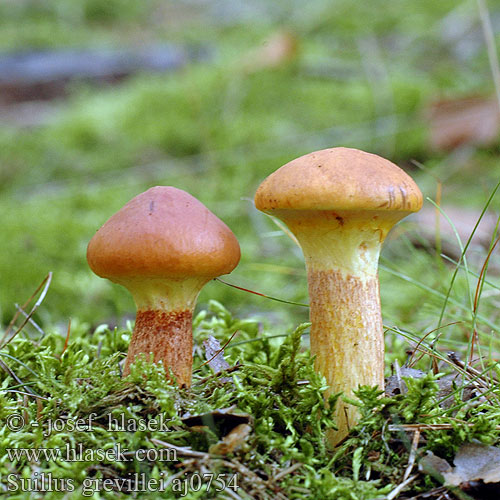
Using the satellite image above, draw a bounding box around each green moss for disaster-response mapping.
[1,301,500,498]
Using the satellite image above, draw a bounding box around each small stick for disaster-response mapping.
[273,462,303,482]
[387,474,418,500]
[389,423,500,431]
[403,429,420,481]
[393,359,404,395]
[149,438,210,459]
[447,352,494,388]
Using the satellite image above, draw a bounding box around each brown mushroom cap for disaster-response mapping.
[255,147,423,214]
[87,186,241,281]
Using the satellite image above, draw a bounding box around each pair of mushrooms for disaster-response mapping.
[87,147,422,444]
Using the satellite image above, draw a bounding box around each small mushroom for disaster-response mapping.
[87,186,240,386]
[254,147,422,444]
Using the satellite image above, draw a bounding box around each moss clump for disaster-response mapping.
[1,301,499,499]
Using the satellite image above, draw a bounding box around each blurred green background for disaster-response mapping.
[2,0,500,355]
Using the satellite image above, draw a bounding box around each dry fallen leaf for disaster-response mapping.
[203,335,231,374]
[208,423,252,455]
[426,95,500,151]
[435,373,479,410]
[444,443,500,485]
[182,406,252,435]
[419,450,453,481]
[420,443,500,499]
[182,407,253,456]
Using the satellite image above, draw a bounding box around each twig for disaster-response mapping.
[149,438,210,459]
[273,462,303,482]
[386,474,418,500]
[388,423,500,431]
[403,429,421,481]
[446,353,499,405]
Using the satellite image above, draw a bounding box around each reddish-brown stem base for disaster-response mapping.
[123,309,193,386]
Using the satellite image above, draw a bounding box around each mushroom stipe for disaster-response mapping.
[124,309,193,382]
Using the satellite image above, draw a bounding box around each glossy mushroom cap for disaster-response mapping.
[87,186,241,284]
[87,186,240,385]
[255,147,422,215]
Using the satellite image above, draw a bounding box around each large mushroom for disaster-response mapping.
[254,147,422,444]
[87,186,240,386]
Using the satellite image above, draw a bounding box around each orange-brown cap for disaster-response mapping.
[87,186,241,281]
[255,147,423,214]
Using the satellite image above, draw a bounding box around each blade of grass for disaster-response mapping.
[406,321,463,368]
[216,277,309,307]
[433,180,500,334]
[228,330,309,349]
[440,254,500,291]
[379,263,500,334]
[427,199,473,319]
[470,231,500,363]
[0,358,39,397]
[14,304,45,337]
[3,390,48,400]
[1,272,52,345]
[0,352,38,377]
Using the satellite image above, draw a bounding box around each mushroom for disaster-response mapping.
[254,147,422,444]
[87,186,240,386]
